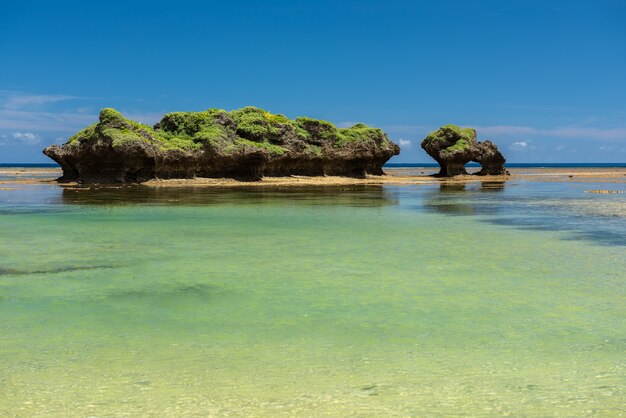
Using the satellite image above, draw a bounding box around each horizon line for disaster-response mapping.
[2,162,626,166]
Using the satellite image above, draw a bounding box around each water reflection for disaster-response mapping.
[422,182,506,216]
[60,185,398,207]
[418,181,626,246]
[438,183,466,193]
[480,181,505,192]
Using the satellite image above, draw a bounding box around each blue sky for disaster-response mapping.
[1,0,625,163]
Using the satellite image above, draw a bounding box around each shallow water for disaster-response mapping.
[1,174,625,416]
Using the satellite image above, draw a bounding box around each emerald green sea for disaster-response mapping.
[1,171,625,416]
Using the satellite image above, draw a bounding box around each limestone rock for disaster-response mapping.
[43,107,400,183]
[420,124,506,176]
[473,140,506,175]
[420,125,477,176]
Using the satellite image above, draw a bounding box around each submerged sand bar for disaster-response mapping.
[0,167,625,188]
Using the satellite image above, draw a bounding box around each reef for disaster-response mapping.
[420,124,507,176]
[43,107,400,183]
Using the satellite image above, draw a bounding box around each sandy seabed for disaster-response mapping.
[0,166,625,189]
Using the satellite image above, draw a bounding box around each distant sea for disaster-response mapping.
[2,162,626,168]
[0,163,61,167]
[385,162,626,168]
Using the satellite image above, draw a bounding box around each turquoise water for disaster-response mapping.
[1,175,625,416]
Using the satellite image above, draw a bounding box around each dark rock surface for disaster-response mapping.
[473,140,507,175]
[43,107,399,183]
[420,124,506,176]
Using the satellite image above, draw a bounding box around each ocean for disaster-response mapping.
[3,162,626,168]
[0,168,624,416]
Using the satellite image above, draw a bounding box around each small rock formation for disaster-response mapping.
[473,140,506,175]
[420,124,506,176]
[420,125,477,176]
[43,107,400,183]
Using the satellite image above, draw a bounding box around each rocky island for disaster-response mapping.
[43,107,400,183]
[421,124,506,176]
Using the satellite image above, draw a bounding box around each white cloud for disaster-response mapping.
[0,91,93,132]
[510,141,528,150]
[0,109,96,132]
[0,91,77,110]
[399,139,411,146]
[12,131,40,144]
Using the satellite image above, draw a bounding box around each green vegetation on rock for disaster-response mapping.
[46,106,401,182]
[158,109,228,136]
[63,106,394,154]
[67,123,97,145]
[295,117,337,141]
[101,127,144,148]
[422,124,476,155]
[336,123,386,147]
[420,123,506,177]
[305,144,323,156]
[236,138,287,156]
[230,107,282,141]
[98,108,126,125]
[444,139,470,153]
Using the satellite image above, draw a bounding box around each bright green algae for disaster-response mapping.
[0,181,624,416]
[422,124,476,154]
[66,106,394,155]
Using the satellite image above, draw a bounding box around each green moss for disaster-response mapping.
[230,107,279,141]
[154,109,232,151]
[292,125,311,141]
[99,108,126,125]
[101,127,145,148]
[422,124,476,155]
[158,135,201,151]
[67,123,97,145]
[63,107,391,155]
[159,109,227,136]
[295,117,337,140]
[266,113,290,125]
[305,144,322,156]
[228,107,313,143]
[236,138,287,156]
[444,139,470,153]
[336,123,386,147]
[192,125,228,144]
[424,124,475,145]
